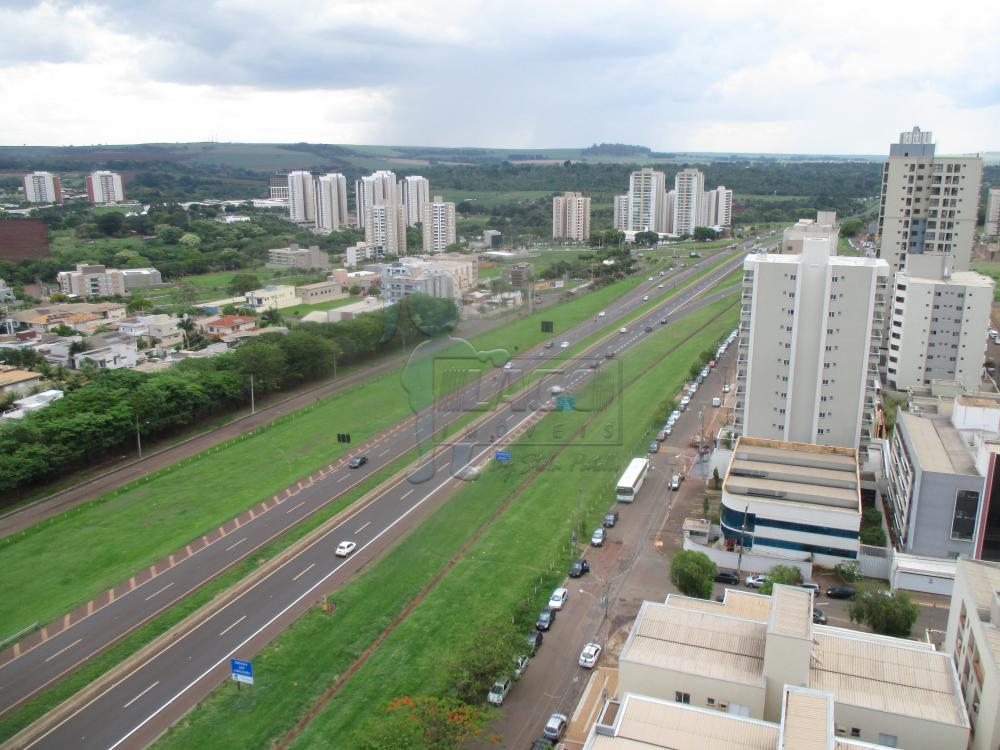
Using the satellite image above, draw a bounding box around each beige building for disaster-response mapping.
[886,253,993,392]
[355,170,399,229]
[876,126,983,273]
[736,238,890,451]
[287,170,316,225]
[945,559,1000,750]
[294,280,344,305]
[612,194,628,231]
[243,285,300,311]
[365,202,407,255]
[86,171,125,204]
[552,191,592,241]
[22,171,62,204]
[782,211,839,255]
[265,244,330,270]
[56,264,162,298]
[315,173,348,231]
[674,168,705,236]
[344,241,385,268]
[421,195,456,253]
[615,585,969,750]
[985,188,1000,238]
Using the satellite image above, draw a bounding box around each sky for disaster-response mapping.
[2,0,999,155]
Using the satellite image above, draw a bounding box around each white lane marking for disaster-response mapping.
[44,638,82,664]
[337,474,349,483]
[355,521,372,534]
[400,489,414,500]
[292,563,316,582]
[218,616,247,638]
[224,537,247,552]
[122,681,159,709]
[144,582,175,602]
[378,449,390,457]
[286,501,306,514]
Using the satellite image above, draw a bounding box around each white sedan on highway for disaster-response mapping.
[335,540,357,557]
[579,642,602,668]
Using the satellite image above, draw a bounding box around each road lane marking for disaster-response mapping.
[355,521,372,534]
[144,582,175,602]
[123,681,159,709]
[400,489,414,500]
[224,537,247,552]
[43,638,82,664]
[337,474,349,483]
[378,449,390,457]
[218,616,247,637]
[286,501,306,514]
[292,563,316,582]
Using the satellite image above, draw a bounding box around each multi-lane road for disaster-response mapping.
[7,243,753,749]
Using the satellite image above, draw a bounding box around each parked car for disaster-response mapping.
[513,654,530,679]
[603,510,619,527]
[536,608,557,631]
[648,441,659,454]
[569,559,590,577]
[579,642,602,669]
[709,359,717,368]
[826,585,857,600]
[656,431,667,442]
[714,571,740,585]
[812,608,828,625]
[543,713,568,741]
[723,383,731,393]
[487,677,511,706]
[598,310,606,317]
[745,574,768,588]
[525,630,543,654]
[335,540,357,557]
[798,582,820,592]
[670,474,681,490]
[712,397,722,407]
[591,527,606,546]
[669,410,681,422]
[348,456,368,469]
[504,361,513,369]
[619,327,627,334]
[548,587,569,610]
[663,425,673,436]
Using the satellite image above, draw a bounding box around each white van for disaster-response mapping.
[670,475,681,490]
[712,397,722,407]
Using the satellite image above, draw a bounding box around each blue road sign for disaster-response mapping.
[230,658,254,685]
[556,396,576,411]
[495,451,511,462]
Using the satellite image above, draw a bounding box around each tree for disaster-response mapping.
[227,273,261,296]
[848,583,919,637]
[693,226,719,241]
[669,550,717,599]
[260,308,283,328]
[634,230,659,247]
[834,560,862,583]
[355,695,491,750]
[758,565,803,595]
[95,211,125,236]
[155,224,184,244]
[445,619,520,706]
[839,219,863,237]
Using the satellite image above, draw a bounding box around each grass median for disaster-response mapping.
[151,295,739,750]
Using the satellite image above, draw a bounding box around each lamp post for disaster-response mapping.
[135,415,143,458]
[250,374,255,415]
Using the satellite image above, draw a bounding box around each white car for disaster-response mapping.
[487,677,511,706]
[648,276,654,281]
[723,383,731,393]
[598,310,606,317]
[658,284,664,288]
[560,341,570,348]
[548,587,569,610]
[745,574,768,588]
[503,361,513,370]
[642,295,649,301]
[335,540,357,557]
[579,642,602,668]
[619,327,627,334]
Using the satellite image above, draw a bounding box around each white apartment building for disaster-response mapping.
[268,174,289,201]
[674,168,704,236]
[720,437,861,565]
[57,264,162,298]
[627,168,668,233]
[706,184,733,227]
[86,171,125,204]
[400,175,430,227]
[736,238,890,451]
[355,170,399,229]
[420,195,456,253]
[782,211,839,255]
[552,191,591,241]
[116,314,183,347]
[615,586,969,750]
[243,285,301,311]
[945,559,1000,750]
[885,253,993,392]
[315,173,348,231]
[612,194,628,231]
[365,203,407,256]
[985,188,1000,238]
[22,171,62,204]
[265,244,330,270]
[344,241,385,268]
[373,255,477,303]
[287,170,316,225]
[876,126,983,273]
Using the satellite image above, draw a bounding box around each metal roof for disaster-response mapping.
[780,688,832,750]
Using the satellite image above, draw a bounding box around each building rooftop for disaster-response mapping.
[666,588,772,623]
[897,411,977,476]
[779,688,832,750]
[959,558,1000,614]
[769,586,813,639]
[0,365,42,388]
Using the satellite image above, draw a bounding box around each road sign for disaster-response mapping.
[495,451,511,462]
[556,396,576,411]
[230,658,254,685]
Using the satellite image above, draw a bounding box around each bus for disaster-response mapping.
[616,458,650,503]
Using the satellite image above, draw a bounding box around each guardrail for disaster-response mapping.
[0,622,38,650]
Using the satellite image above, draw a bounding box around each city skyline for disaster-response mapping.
[2,1,998,153]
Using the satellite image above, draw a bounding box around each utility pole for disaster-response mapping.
[135,415,143,458]
[736,503,749,578]
[250,374,255,415]
[332,352,337,378]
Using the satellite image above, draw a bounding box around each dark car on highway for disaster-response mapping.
[536,608,556,631]
[714,571,739,585]
[348,456,368,469]
[826,586,856,600]
[569,559,590,578]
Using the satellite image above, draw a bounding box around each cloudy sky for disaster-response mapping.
[2,0,998,154]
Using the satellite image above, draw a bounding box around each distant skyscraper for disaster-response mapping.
[986,188,1000,238]
[876,126,983,273]
[355,170,399,229]
[421,195,456,253]
[673,168,704,236]
[315,173,348,232]
[401,176,430,227]
[704,185,733,227]
[365,203,407,255]
[552,192,591,241]
[22,172,62,204]
[86,171,125,204]
[612,195,628,231]
[627,168,667,233]
[287,171,316,225]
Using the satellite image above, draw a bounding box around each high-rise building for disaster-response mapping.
[627,168,667,233]
[552,191,591,241]
[986,188,1000,238]
[400,176,430,227]
[268,173,289,201]
[885,253,993,392]
[22,172,62,204]
[673,168,704,236]
[355,170,399,229]
[421,195,456,253]
[781,211,839,255]
[315,173,348,232]
[735,237,890,451]
[85,171,125,204]
[704,185,733,227]
[365,203,407,256]
[612,195,628,231]
[876,126,983,273]
[286,171,316,225]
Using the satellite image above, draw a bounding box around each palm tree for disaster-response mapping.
[260,308,283,328]
[178,316,196,348]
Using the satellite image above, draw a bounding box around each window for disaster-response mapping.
[707,697,716,706]
[675,692,691,704]
[877,734,898,748]
[850,728,861,738]
[952,489,980,541]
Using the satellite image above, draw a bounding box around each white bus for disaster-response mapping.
[616,458,650,503]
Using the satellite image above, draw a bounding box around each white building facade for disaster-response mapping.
[287,170,316,225]
[420,195,456,253]
[673,168,705,236]
[315,173,348,231]
[355,170,399,229]
[365,203,407,256]
[86,171,125,204]
[985,188,1000,238]
[627,168,668,233]
[22,171,62,204]
[400,175,430,227]
[552,191,591,241]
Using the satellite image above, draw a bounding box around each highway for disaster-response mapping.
[7,243,751,749]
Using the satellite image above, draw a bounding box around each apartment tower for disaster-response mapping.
[612,195,629,231]
[85,171,125,204]
[315,173,348,231]
[552,191,591,241]
[287,171,316,225]
[986,188,1000,238]
[421,196,456,253]
[401,176,430,227]
[355,170,399,229]
[365,203,407,255]
[627,168,667,233]
[673,168,704,236]
[22,172,62,204]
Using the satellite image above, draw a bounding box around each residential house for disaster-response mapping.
[200,315,256,339]
[0,364,43,394]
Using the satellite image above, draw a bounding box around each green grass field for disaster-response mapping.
[282,296,358,317]
[152,295,739,750]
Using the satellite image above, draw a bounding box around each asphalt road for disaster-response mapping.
[7,244,751,749]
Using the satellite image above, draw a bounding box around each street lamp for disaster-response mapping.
[135,415,143,458]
